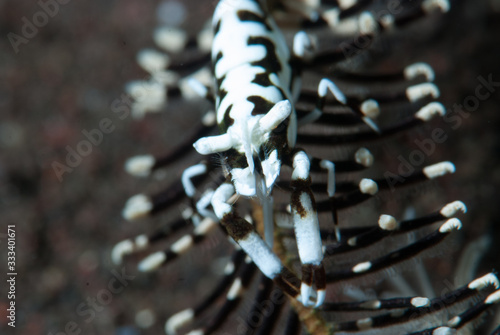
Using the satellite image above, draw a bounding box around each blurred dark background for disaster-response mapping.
[0,0,499,334]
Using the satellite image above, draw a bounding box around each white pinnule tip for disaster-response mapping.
[186,330,204,335]
[353,261,372,273]
[423,161,455,179]
[154,27,188,53]
[112,240,134,265]
[197,25,213,52]
[416,102,446,121]
[137,49,170,73]
[293,31,312,58]
[125,155,155,177]
[378,215,397,231]
[178,78,201,100]
[138,251,166,272]
[433,327,455,335]
[411,297,431,307]
[135,308,155,329]
[186,78,208,98]
[468,273,500,290]
[407,83,440,102]
[181,207,194,220]
[125,80,166,118]
[193,134,232,155]
[122,194,153,221]
[320,160,335,197]
[405,62,435,82]
[165,309,194,335]
[182,163,207,197]
[153,70,180,86]
[322,8,340,27]
[171,235,193,254]
[447,316,461,328]
[128,77,167,96]
[347,236,357,246]
[422,0,450,13]
[440,201,467,217]
[439,218,462,233]
[201,111,216,127]
[360,99,380,119]
[379,14,395,30]
[319,78,346,104]
[356,317,373,330]
[125,80,162,102]
[355,148,374,167]
[224,261,235,275]
[485,290,500,304]
[305,0,320,7]
[175,69,211,100]
[194,218,217,235]
[359,179,378,195]
[359,12,377,35]
[227,278,243,300]
[135,234,149,249]
[338,0,357,9]
[125,81,147,99]
[359,300,381,309]
[192,67,213,88]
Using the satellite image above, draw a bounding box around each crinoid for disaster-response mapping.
[112,0,500,334]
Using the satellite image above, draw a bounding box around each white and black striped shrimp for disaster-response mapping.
[112,0,500,334]
[193,0,332,308]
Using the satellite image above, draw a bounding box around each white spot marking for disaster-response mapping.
[439,218,462,233]
[406,83,440,102]
[356,317,373,330]
[138,251,166,272]
[111,240,133,265]
[378,215,398,231]
[359,179,378,195]
[404,62,435,81]
[123,194,152,221]
[423,161,455,179]
[355,148,373,167]
[165,309,194,335]
[171,235,194,254]
[227,278,243,300]
[440,201,467,217]
[125,155,155,177]
[411,297,431,307]
[416,102,445,121]
[353,261,372,273]
[468,273,500,290]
